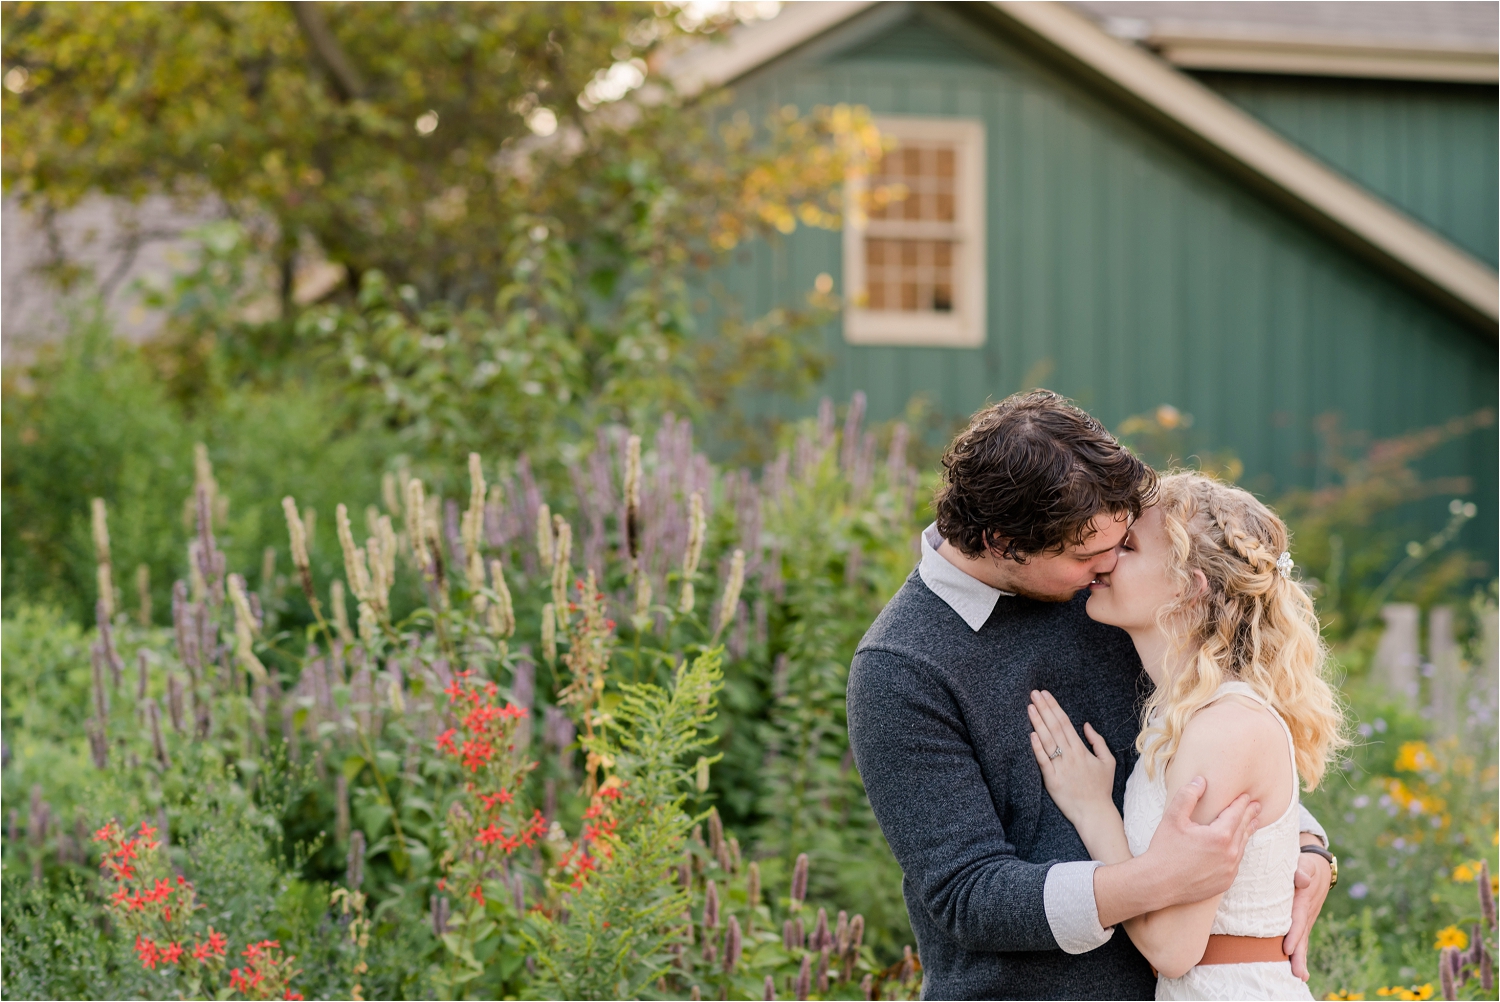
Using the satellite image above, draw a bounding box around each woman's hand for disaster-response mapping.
[1028,690,1117,828]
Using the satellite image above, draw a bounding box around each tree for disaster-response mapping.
[3,1,880,447]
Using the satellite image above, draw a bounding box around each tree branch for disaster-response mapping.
[289,2,366,102]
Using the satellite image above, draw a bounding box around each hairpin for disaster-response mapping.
[1276,551,1293,579]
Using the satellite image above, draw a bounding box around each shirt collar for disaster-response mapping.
[917,522,1014,632]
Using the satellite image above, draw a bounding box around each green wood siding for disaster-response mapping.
[1194,72,1499,267]
[712,3,1496,556]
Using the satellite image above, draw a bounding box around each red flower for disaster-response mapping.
[471,884,485,905]
[461,739,494,772]
[476,823,506,846]
[135,935,161,970]
[479,790,513,810]
[92,822,120,842]
[230,968,248,993]
[208,927,228,956]
[193,941,212,962]
[162,942,184,965]
[285,993,305,1001]
[500,702,528,720]
[436,728,458,755]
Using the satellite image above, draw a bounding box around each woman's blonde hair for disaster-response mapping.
[1137,472,1345,789]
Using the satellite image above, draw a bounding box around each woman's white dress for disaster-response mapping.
[1122,681,1314,1001]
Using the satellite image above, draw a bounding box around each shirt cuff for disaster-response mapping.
[1044,860,1115,954]
[1297,805,1327,847]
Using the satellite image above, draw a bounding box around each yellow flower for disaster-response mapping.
[1379,985,1435,1001]
[1434,925,1469,951]
[1325,991,1366,1000]
[1393,741,1436,773]
[1453,862,1477,882]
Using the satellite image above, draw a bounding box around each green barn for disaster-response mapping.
[675,1,1498,552]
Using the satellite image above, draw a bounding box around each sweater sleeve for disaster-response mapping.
[847,647,1058,953]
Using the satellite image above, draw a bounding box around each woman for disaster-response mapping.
[1027,471,1344,1001]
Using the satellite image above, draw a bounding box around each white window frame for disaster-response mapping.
[843,116,986,348]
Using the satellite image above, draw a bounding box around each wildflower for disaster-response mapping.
[550,515,573,620]
[723,915,742,974]
[1435,925,1469,951]
[476,824,507,846]
[1454,862,1477,882]
[480,790,514,810]
[487,558,516,637]
[93,821,120,842]
[135,935,161,970]
[542,603,557,664]
[162,942,184,966]
[436,729,458,755]
[679,492,705,613]
[461,739,494,772]
[1324,991,1365,1000]
[715,549,746,639]
[471,883,485,905]
[704,879,720,930]
[281,497,312,580]
[285,993,304,1001]
[535,503,554,569]
[208,927,228,955]
[1393,741,1436,773]
[790,852,809,910]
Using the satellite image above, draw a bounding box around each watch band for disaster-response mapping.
[1300,844,1338,887]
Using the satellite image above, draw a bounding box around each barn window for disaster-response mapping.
[843,117,986,347]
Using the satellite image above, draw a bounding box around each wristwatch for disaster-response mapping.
[1300,844,1338,888]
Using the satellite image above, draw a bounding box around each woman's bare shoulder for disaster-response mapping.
[1166,698,1292,818]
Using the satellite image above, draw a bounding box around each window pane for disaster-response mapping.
[869,140,958,222]
[863,237,957,313]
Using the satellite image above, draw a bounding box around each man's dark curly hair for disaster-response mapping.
[934,390,1157,561]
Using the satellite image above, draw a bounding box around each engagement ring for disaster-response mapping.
[1049,746,1063,760]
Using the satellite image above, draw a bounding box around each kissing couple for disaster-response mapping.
[848,391,1342,1000]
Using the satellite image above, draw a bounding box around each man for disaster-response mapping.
[847,391,1332,1000]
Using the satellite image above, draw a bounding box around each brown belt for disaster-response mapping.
[1198,935,1290,966]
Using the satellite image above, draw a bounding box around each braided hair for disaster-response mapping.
[1137,472,1346,789]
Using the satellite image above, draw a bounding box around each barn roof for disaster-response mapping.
[1072,2,1499,83]
[667,1,1499,335]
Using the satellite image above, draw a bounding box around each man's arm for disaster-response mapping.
[847,649,1058,952]
[1093,777,1260,928]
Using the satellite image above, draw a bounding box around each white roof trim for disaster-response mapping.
[668,1,877,98]
[1144,28,1499,84]
[664,1,1499,332]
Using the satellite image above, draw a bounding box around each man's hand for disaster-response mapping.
[1285,841,1331,981]
[1150,777,1261,906]
[1095,777,1260,928]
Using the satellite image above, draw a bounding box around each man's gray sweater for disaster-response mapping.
[847,571,1158,1000]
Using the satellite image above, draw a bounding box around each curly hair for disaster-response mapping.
[1137,472,1346,790]
[934,390,1156,561]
